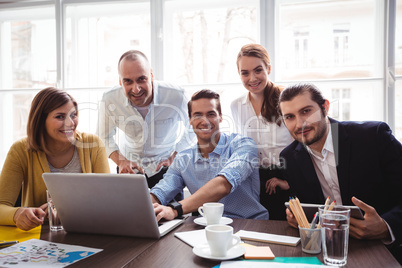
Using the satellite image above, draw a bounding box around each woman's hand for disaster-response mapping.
[13,203,48,231]
[265,177,290,195]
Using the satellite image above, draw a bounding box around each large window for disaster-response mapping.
[277,0,384,122]
[64,1,151,88]
[0,5,55,167]
[0,6,56,89]
[0,0,401,170]
[278,0,379,81]
[164,0,259,85]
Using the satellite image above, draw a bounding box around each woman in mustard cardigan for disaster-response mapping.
[0,87,110,231]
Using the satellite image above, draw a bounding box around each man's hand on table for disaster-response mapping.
[349,197,391,241]
[153,203,177,222]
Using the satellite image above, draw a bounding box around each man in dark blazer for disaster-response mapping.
[278,83,402,262]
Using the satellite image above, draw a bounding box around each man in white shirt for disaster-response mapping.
[278,83,402,263]
[97,50,194,189]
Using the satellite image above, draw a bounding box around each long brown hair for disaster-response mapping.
[27,87,78,153]
[237,44,282,126]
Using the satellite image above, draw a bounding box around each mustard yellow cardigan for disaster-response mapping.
[0,132,110,226]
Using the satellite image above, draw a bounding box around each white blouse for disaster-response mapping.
[231,93,293,167]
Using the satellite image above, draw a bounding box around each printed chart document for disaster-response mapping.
[0,239,102,267]
[236,230,300,246]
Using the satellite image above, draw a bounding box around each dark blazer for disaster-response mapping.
[280,118,402,244]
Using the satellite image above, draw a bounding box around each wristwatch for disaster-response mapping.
[167,201,183,218]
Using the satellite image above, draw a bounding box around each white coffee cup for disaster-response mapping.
[198,202,224,225]
[205,224,241,257]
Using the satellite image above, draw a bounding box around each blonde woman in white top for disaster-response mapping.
[231,44,293,219]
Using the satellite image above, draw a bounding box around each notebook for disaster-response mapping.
[42,173,185,239]
[236,230,300,246]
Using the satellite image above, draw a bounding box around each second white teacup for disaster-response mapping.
[198,202,224,225]
[206,224,241,257]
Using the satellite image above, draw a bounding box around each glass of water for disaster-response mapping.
[319,205,350,266]
[46,190,63,231]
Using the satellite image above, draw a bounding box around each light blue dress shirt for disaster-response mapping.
[150,133,269,220]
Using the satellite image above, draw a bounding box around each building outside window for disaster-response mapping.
[333,23,350,66]
[293,27,309,69]
[331,88,351,121]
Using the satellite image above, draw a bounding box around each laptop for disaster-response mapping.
[42,173,185,239]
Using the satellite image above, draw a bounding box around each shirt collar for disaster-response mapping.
[307,123,334,160]
[152,80,159,105]
[124,93,130,107]
[241,93,249,105]
[193,133,225,163]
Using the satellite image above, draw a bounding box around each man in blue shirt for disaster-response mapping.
[150,89,268,220]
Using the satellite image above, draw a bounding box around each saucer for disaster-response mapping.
[193,244,245,261]
[194,217,233,226]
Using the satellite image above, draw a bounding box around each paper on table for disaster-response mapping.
[0,225,41,243]
[174,229,207,247]
[236,230,300,246]
[220,260,330,267]
[0,238,102,267]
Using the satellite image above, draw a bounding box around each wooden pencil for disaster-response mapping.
[289,198,303,227]
[295,197,310,228]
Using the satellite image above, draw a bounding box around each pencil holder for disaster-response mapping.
[298,226,321,254]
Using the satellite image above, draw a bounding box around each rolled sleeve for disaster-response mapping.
[150,158,186,205]
[217,137,259,192]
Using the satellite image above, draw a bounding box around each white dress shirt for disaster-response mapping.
[306,124,343,204]
[97,80,195,175]
[230,93,293,167]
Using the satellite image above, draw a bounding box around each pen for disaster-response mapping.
[310,212,319,229]
[0,240,19,248]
